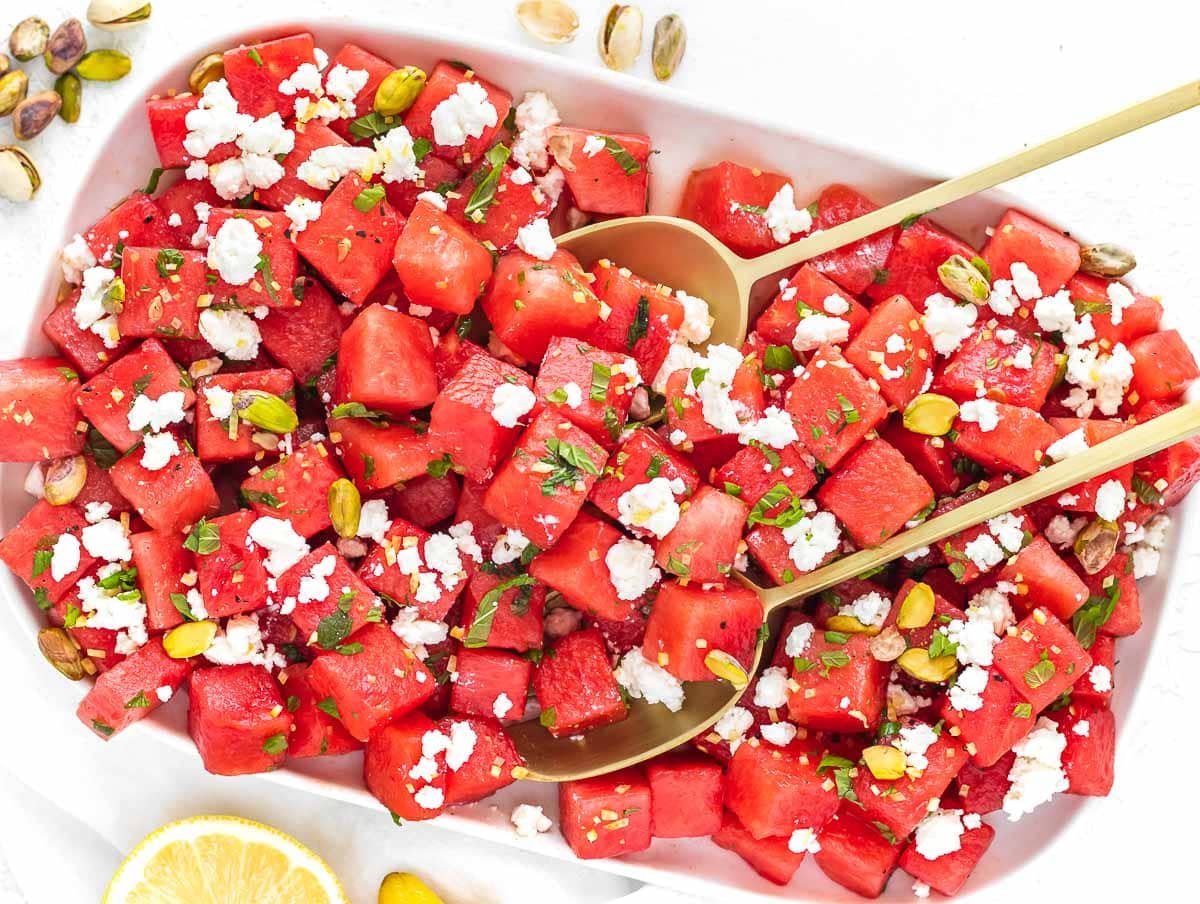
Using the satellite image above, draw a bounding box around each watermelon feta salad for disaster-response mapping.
[1,29,1198,899]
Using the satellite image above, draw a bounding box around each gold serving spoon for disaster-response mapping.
[506,78,1200,780]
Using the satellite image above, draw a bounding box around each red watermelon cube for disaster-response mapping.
[334,304,437,417]
[77,638,191,739]
[646,752,724,838]
[547,127,650,216]
[642,581,762,682]
[0,357,87,461]
[393,199,494,314]
[786,345,888,470]
[188,663,293,775]
[559,767,652,859]
[817,438,934,547]
[532,627,626,737]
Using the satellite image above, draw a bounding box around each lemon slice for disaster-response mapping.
[103,815,348,904]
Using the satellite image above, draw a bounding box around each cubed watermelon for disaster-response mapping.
[195,368,295,463]
[394,199,494,314]
[558,767,652,859]
[116,246,205,339]
[808,184,900,294]
[993,609,1092,712]
[813,804,902,898]
[334,304,437,417]
[725,739,839,840]
[363,711,446,820]
[1053,703,1115,796]
[844,295,933,408]
[712,809,806,886]
[755,263,869,348]
[587,260,686,381]
[533,627,626,737]
[403,62,512,166]
[646,752,724,838]
[642,581,761,682]
[534,338,638,447]
[547,127,651,216]
[855,730,967,838]
[818,438,934,547]
[678,161,792,258]
[188,663,293,775]
[77,638,191,739]
[449,647,532,721]
[952,401,1059,476]
[1128,329,1199,403]
[786,345,889,470]
[328,414,437,491]
[240,439,344,538]
[109,447,219,535]
[459,570,546,653]
[787,633,888,732]
[899,819,995,897]
[981,209,1080,295]
[528,511,643,622]
[277,543,381,641]
[205,208,299,310]
[0,357,87,461]
[223,33,318,119]
[935,332,1058,410]
[279,662,362,758]
[77,338,193,452]
[865,219,976,305]
[129,530,193,631]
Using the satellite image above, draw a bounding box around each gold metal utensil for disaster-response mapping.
[510,400,1200,779]
[505,78,1200,780]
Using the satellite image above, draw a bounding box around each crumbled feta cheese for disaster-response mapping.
[668,429,687,446]
[923,294,978,356]
[277,62,322,96]
[509,166,532,185]
[126,390,187,434]
[959,399,1000,432]
[73,266,122,349]
[913,881,931,899]
[987,512,1026,554]
[684,343,747,435]
[535,165,565,208]
[738,406,799,450]
[325,64,369,103]
[199,308,262,361]
[490,382,536,428]
[1011,345,1033,370]
[83,501,112,524]
[140,432,180,471]
[356,498,392,545]
[375,124,424,184]
[203,613,286,669]
[787,827,822,855]
[81,519,131,563]
[784,622,815,657]
[511,803,552,837]
[77,567,147,649]
[1094,479,1127,522]
[963,533,1005,571]
[511,91,561,171]
[202,386,235,421]
[822,294,850,315]
[416,190,448,211]
[247,516,310,577]
[297,145,378,190]
[996,328,1018,345]
[763,184,812,244]
[839,591,891,628]
[605,537,662,600]
[492,528,531,565]
[781,511,841,572]
[1009,262,1042,301]
[947,664,989,712]
[236,112,295,158]
[1045,514,1085,548]
[1073,720,1091,737]
[675,290,713,344]
[207,217,263,285]
[760,721,798,747]
[713,706,754,744]
[614,649,685,712]
[753,667,789,709]
[447,521,483,564]
[581,134,606,157]
[1003,718,1069,821]
[413,786,444,810]
[885,333,907,355]
[1033,290,1077,334]
[896,723,938,771]
[651,342,704,394]
[493,693,515,720]
[515,217,556,261]
[617,477,684,539]
[987,280,1018,316]
[554,382,583,408]
[391,606,449,659]
[1045,428,1089,462]
[296,554,337,605]
[1089,664,1113,693]
[283,196,322,234]
[792,313,849,352]
[430,81,498,147]
[914,809,965,860]
[1106,282,1135,326]
[183,79,252,159]
[49,533,81,582]
[60,233,96,284]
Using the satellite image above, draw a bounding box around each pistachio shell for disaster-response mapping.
[42,455,87,505]
[516,0,580,45]
[0,52,11,76]
[1079,243,1136,278]
[0,146,40,201]
[234,390,297,434]
[163,621,218,659]
[76,48,133,82]
[869,626,906,662]
[44,18,87,75]
[902,393,959,436]
[378,872,444,904]
[189,52,224,94]
[56,71,81,123]
[373,65,427,116]
[703,648,749,689]
[38,627,88,681]
[0,69,29,117]
[938,254,991,303]
[862,744,907,781]
[651,14,686,81]
[598,4,644,72]
[896,581,935,629]
[328,478,362,539]
[9,17,49,62]
[87,0,153,30]
[896,647,958,684]
[12,91,62,141]
[1074,518,1119,575]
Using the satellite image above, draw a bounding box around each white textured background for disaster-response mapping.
[1,1,1199,902]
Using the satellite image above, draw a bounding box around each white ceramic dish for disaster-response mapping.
[0,16,1187,903]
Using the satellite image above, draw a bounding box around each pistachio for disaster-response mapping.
[902,392,959,436]
[233,390,297,434]
[651,14,686,81]
[869,626,906,662]
[938,254,991,303]
[896,581,935,629]
[56,71,81,123]
[189,52,224,94]
[825,614,880,636]
[38,627,88,681]
[87,0,153,31]
[516,0,580,45]
[0,69,29,117]
[0,52,10,76]
[598,4,643,72]
[163,620,218,659]
[703,649,749,689]
[9,17,49,62]
[44,18,87,75]
[0,145,40,201]
[188,356,223,381]
[42,455,88,505]
[896,647,958,684]
[1052,351,1068,388]
[76,48,132,82]
[862,744,907,781]
[378,872,444,904]
[374,65,427,117]
[1074,518,1119,575]
[328,478,363,539]
[13,91,61,140]
[1079,243,1136,278]
[101,276,126,314]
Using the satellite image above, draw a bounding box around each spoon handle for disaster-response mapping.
[743,79,1200,283]
[755,400,1200,613]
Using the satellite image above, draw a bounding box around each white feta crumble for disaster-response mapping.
[81,519,131,563]
[792,313,850,352]
[140,432,180,471]
[492,528,531,566]
[963,533,1005,571]
[675,289,713,344]
[199,308,262,361]
[1003,717,1069,821]
[1089,664,1113,693]
[297,145,378,190]
[651,342,703,394]
[391,606,449,659]
[1094,479,1127,522]
[753,667,789,709]
[83,501,112,524]
[73,265,122,349]
[207,218,263,286]
[126,390,187,434]
[493,692,516,720]
[913,809,965,860]
[713,706,754,745]
[375,124,424,184]
[1073,720,1091,737]
[614,649,685,712]
[1106,282,1135,325]
[839,592,891,629]
[203,613,286,669]
[1045,428,1089,462]
[416,190,448,211]
[515,217,556,261]
[490,382,536,428]
[510,91,561,171]
[247,516,310,577]
[760,721,798,747]
[283,196,322,234]
[763,184,813,244]
[923,293,978,356]
[325,64,369,104]
[511,803,553,837]
[822,294,850,315]
[430,81,498,147]
[781,510,841,572]
[413,786,444,810]
[60,233,96,284]
[1009,261,1042,301]
[297,554,337,605]
[49,533,82,582]
[784,622,815,657]
[738,406,799,450]
[947,664,989,712]
[896,723,938,772]
[202,386,235,421]
[509,166,533,185]
[913,881,931,899]
[605,537,662,600]
[356,498,392,545]
[1033,290,1077,334]
[959,398,1000,432]
[617,477,684,539]
[987,280,1018,316]
[581,134,607,157]
[1011,345,1033,370]
[787,827,822,855]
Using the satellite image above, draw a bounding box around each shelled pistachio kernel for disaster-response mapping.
[896,581,935,629]
[38,627,87,680]
[87,0,153,31]
[164,621,218,659]
[825,614,879,636]
[328,478,362,539]
[938,254,991,303]
[42,455,87,505]
[0,52,9,76]
[0,69,29,117]
[373,65,426,116]
[234,390,297,433]
[902,393,959,436]
[651,14,686,81]
[56,71,81,123]
[189,52,224,94]
[1079,243,1136,278]
[516,0,580,45]
[0,146,40,201]
[897,647,958,683]
[598,4,643,71]
[9,17,49,62]
[44,18,87,75]
[1074,518,1119,575]
[862,744,907,780]
[76,48,133,82]
[12,91,62,140]
[703,649,749,688]
[378,872,444,904]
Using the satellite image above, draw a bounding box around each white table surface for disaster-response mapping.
[1,1,1199,902]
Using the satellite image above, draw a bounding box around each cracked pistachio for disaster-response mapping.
[87,0,153,31]
[825,614,880,636]
[598,4,643,72]
[44,18,87,75]
[77,48,133,81]
[902,392,959,436]
[373,65,426,116]
[938,253,991,303]
[1074,518,1119,575]
[9,17,49,62]
[233,390,298,434]
[13,91,62,140]
[869,626,906,662]
[1079,243,1136,278]
[328,478,362,539]
[189,52,224,94]
[56,71,81,123]
[651,14,686,81]
[897,647,958,683]
[43,455,87,505]
[0,69,29,117]
[896,581,935,629]
[0,52,10,76]
[703,649,749,689]
[516,0,580,44]
[862,744,907,781]
[0,146,40,201]
[38,627,88,681]
[164,621,218,659]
